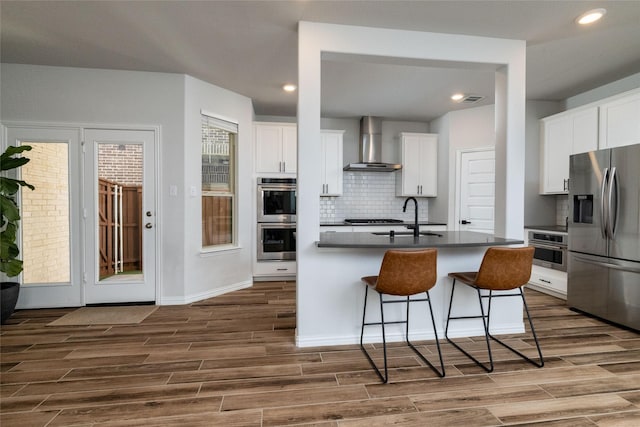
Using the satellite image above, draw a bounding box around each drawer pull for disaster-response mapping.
[540,278,551,284]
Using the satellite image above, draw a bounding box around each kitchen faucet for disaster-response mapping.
[402,197,419,237]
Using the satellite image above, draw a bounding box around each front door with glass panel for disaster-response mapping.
[5,127,82,308]
[84,129,156,304]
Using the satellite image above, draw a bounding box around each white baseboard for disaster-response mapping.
[159,280,253,305]
[295,323,525,348]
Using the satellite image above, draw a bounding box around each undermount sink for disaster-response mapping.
[371,231,443,237]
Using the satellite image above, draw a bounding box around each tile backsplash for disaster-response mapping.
[320,171,429,221]
[556,195,569,226]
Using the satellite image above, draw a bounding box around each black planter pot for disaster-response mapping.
[1,282,20,324]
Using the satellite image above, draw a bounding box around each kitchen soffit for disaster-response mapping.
[321,53,497,121]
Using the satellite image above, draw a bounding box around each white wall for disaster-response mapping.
[182,76,254,301]
[0,63,255,305]
[428,105,496,228]
[524,100,563,226]
[428,114,450,224]
[565,72,640,109]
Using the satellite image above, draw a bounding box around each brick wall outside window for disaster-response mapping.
[98,144,143,186]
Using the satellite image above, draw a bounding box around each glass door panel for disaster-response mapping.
[97,143,144,283]
[21,142,71,284]
[5,127,82,309]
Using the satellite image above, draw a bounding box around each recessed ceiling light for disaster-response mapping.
[283,84,297,92]
[451,93,464,101]
[577,8,606,25]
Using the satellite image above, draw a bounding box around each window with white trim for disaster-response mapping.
[201,114,237,249]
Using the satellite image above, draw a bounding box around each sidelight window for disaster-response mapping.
[201,113,237,249]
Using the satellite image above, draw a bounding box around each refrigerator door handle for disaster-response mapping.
[600,168,609,239]
[608,166,619,238]
[573,255,640,274]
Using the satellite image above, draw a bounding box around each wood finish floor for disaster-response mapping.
[1,281,639,426]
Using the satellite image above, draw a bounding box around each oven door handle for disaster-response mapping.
[258,185,296,191]
[530,243,566,251]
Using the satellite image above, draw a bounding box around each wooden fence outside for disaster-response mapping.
[99,178,143,278]
[202,195,233,246]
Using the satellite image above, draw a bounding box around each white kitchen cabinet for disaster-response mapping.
[527,265,567,300]
[598,89,640,149]
[253,260,296,280]
[255,122,297,175]
[320,130,344,196]
[396,132,438,197]
[539,106,598,194]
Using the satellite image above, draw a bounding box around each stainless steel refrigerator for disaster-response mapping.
[568,144,640,331]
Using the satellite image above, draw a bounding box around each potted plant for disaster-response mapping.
[1,145,34,324]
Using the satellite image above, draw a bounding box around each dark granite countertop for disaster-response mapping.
[320,220,447,227]
[525,225,568,234]
[317,230,523,248]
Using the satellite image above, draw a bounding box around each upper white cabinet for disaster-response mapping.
[539,106,598,194]
[396,132,438,197]
[320,130,344,196]
[254,122,297,175]
[598,89,640,149]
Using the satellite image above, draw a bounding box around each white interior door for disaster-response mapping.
[457,149,495,234]
[83,129,156,304]
[6,127,83,308]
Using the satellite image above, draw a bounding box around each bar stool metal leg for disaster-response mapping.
[445,279,495,372]
[406,293,445,378]
[360,286,389,383]
[486,289,544,368]
[361,288,445,383]
[446,281,544,372]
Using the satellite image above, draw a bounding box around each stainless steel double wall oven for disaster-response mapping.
[256,178,296,261]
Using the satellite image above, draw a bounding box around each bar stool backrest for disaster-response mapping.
[375,249,437,296]
[474,247,534,290]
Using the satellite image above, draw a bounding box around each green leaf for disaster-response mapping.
[1,223,18,243]
[0,145,33,169]
[0,177,20,195]
[0,145,32,157]
[0,196,20,221]
[0,156,30,172]
[0,259,23,277]
[0,239,19,260]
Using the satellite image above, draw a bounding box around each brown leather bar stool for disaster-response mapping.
[360,249,445,383]
[445,246,544,373]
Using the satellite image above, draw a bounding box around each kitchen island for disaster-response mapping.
[295,230,525,347]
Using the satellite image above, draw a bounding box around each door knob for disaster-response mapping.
[460,220,472,224]
[145,223,153,229]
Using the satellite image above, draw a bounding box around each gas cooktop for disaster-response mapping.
[344,218,405,224]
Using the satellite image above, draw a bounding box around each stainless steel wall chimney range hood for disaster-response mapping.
[343,116,402,172]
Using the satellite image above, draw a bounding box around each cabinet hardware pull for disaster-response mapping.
[540,278,551,284]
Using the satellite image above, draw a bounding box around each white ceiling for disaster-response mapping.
[2,1,640,121]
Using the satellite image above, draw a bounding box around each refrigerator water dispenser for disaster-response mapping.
[573,194,593,224]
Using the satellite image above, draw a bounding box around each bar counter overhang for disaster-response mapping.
[295,231,525,348]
